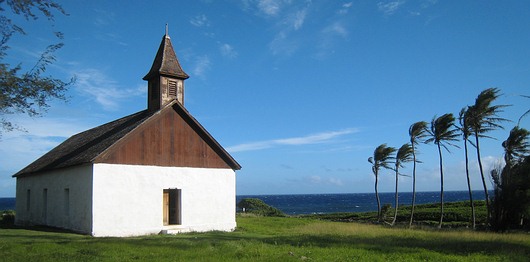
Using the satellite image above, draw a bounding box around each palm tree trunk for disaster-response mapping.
[464,140,476,229]
[392,167,399,226]
[437,143,444,229]
[375,171,381,222]
[474,134,491,223]
[409,149,417,228]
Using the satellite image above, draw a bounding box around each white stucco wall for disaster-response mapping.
[14,165,93,234]
[91,163,236,237]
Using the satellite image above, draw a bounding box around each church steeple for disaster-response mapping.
[143,32,189,111]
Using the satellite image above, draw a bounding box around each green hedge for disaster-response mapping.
[237,198,285,217]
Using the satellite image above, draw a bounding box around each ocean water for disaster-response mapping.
[1,190,487,215]
[237,190,488,215]
[0,198,16,211]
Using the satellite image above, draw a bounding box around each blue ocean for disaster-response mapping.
[1,190,487,215]
[0,198,16,211]
[236,190,487,215]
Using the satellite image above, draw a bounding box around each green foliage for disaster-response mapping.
[368,144,396,171]
[492,153,530,231]
[368,144,397,222]
[307,201,489,228]
[0,210,15,225]
[237,198,285,217]
[380,203,392,220]
[426,113,460,151]
[467,88,509,222]
[0,0,73,135]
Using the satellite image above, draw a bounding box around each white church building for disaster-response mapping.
[12,33,241,237]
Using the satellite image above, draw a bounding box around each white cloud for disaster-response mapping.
[0,115,100,197]
[93,9,115,26]
[338,2,353,14]
[315,21,349,58]
[322,21,348,38]
[329,177,344,186]
[308,175,344,186]
[193,55,211,77]
[270,30,298,56]
[75,68,145,110]
[377,1,405,16]
[421,0,438,9]
[0,116,95,171]
[227,128,358,152]
[190,14,210,27]
[220,43,238,58]
[290,9,307,30]
[258,0,282,16]
[268,6,309,56]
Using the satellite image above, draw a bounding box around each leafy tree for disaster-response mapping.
[408,121,428,227]
[503,126,530,166]
[426,113,459,228]
[0,0,73,135]
[491,127,530,230]
[467,88,508,221]
[459,107,476,229]
[391,143,413,226]
[368,144,396,222]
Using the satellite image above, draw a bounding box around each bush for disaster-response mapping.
[237,198,285,217]
[1,210,15,225]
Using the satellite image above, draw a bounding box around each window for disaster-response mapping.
[64,188,70,217]
[167,80,177,97]
[42,189,48,221]
[163,189,181,225]
[26,189,31,211]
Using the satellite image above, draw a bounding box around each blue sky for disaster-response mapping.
[1,0,529,197]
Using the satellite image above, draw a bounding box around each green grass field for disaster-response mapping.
[1,214,529,261]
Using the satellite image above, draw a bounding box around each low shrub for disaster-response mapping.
[1,210,15,225]
[237,198,285,217]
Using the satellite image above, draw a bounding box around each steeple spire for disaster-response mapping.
[143,31,189,111]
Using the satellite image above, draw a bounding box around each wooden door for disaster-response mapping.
[163,189,181,225]
[163,191,169,225]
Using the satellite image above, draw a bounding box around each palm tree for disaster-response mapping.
[498,126,530,227]
[517,95,529,126]
[368,144,396,222]
[502,126,530,167]
[426,114,460,228]
[391,143,414,226]
[459,107,476,229]
[468,88,508,220]
[408,121,428,228]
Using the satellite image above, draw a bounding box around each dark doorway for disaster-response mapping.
[163,189,181,225]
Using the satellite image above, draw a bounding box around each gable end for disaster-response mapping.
[94,102,240,170]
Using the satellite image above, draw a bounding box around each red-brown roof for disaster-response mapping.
[13,101,241,178]
[143,34,189,80]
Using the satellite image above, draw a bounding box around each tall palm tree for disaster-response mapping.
[368,144,396,222]
[391,143,414,226]
[408,121,428,228]
[426,113,460,228]
[459,107,476,229]
[468,88,508,220]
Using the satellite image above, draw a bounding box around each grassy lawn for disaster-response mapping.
[1,215,529,261]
